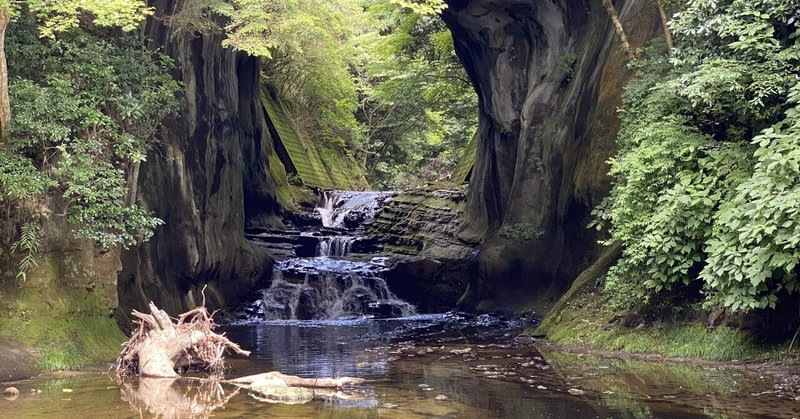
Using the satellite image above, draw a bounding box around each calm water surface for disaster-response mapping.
[1,315,798,418]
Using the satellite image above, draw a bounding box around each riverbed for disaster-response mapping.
[1,315,798,418]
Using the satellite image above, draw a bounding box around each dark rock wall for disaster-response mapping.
[117,0,286,326]
[443,0,661,313]
[367,188,473,312]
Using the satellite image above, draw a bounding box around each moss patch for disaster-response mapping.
[0,286,125,371]
[0,246,126,372]
[452,131,477,184]
[35,317,124,371]
[542,291,775,361]
[262,86,367,190]
[499,223,542,241]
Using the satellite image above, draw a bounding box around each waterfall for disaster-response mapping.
[316,236,354,257]
[247,259,416,321]
[239,189,415,322]
[316,190,394,229]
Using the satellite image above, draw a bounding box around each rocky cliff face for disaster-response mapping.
[367,188,473,311]
[117,0,288,325]
[443,0,661,313]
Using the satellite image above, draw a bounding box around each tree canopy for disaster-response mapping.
[195,0,473,189]
[0,4,176,279]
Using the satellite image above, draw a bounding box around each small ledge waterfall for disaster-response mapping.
[316,190,393,230]
[241,190,415,321]
[251,259,416,320]
[316,236,354,257]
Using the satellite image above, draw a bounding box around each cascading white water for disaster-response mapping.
[239,189,414,322]
[248,259,416,321]
[316,190,394,229]
[316,236,354,257]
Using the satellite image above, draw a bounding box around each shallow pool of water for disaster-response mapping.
[1,316,798,418]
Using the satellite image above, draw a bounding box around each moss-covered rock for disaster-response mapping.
[534,270,783,362]
[542,291,766,361]
[0,233,125,373]
[262,86,367,190]
[451,131,477,184]
[366,187,474,311]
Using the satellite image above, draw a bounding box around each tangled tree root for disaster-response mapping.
[121,377,241,417]
[116,302,249,379]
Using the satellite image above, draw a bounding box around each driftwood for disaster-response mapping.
[116,302,249,379]
[121,376,366,413]
[115,300,365,396]
[230,371,364,388]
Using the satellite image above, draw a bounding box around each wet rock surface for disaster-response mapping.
[380,311,533,344]
[243,188,473,316]
[233,258,416,321]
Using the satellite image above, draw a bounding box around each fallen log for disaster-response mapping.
[230,371,365,388]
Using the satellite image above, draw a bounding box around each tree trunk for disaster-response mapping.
[601,0,637,59]
[0,8,10,143]
[126,162,141,207]
[657,0,674,55]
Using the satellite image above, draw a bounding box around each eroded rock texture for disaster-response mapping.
[443,0,661,312]
[367,188,473,311]
[117,0,286,325]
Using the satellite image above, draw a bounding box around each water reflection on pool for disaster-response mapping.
[1,316,798,418]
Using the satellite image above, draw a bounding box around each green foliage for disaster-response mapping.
[596,0,800,312]
[354,4,477,188]
[388,0,446,16]
[499,223,543,242]
[213,0,363,151]
[701,84,800,310]
[0,21,180,254]
[543,292,766,362]
[1,0,152,38]
[10,222,39,281]
[557,51,578,82]
[213,0,475,189]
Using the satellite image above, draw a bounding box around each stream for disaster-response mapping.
[1,316,799,418]
[2,192,799,418]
